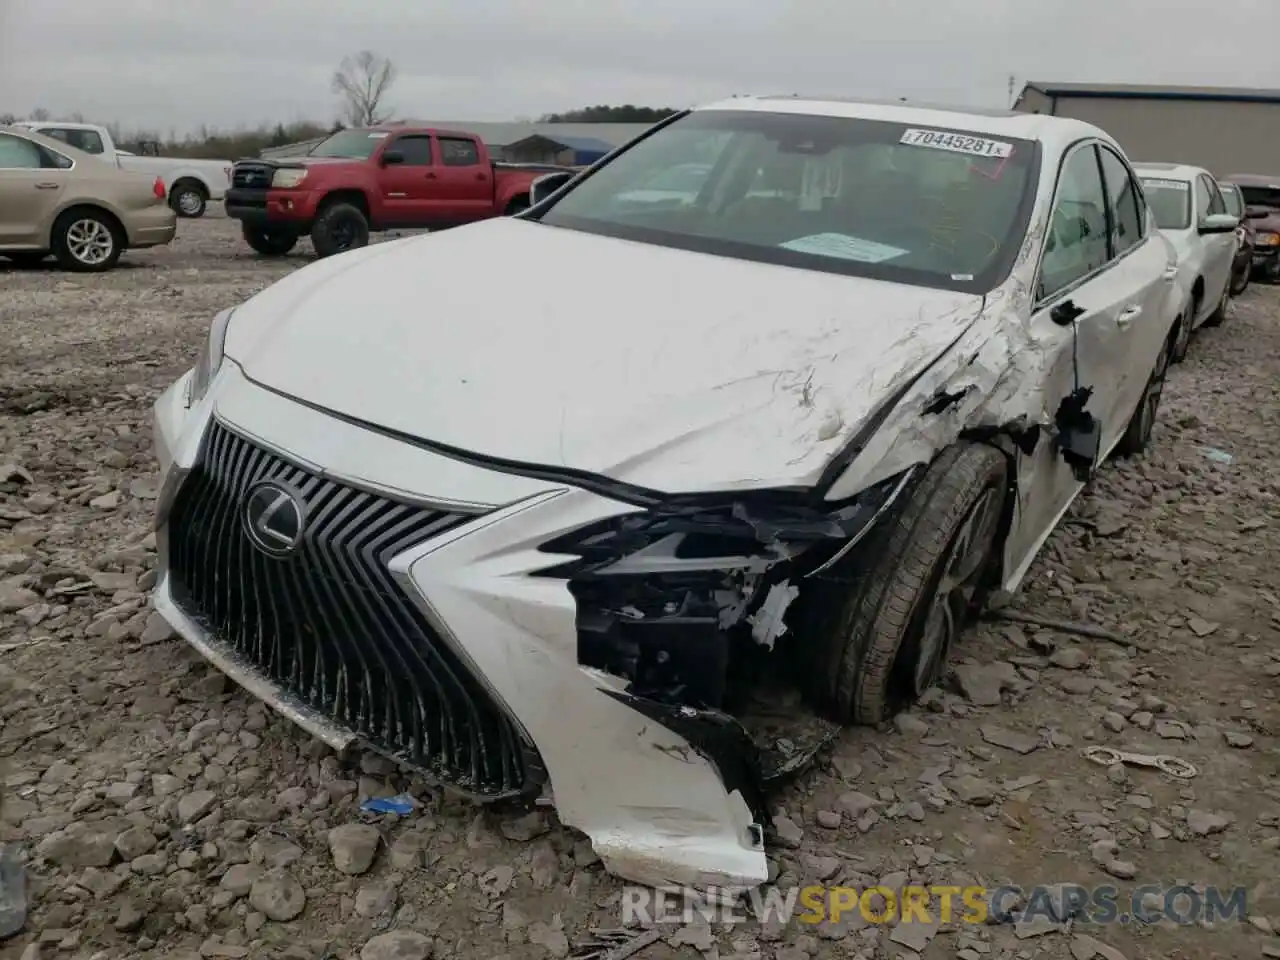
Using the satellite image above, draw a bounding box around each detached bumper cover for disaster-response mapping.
[152,368,769,891]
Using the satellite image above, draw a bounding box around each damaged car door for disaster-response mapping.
[1016,142,1147,544]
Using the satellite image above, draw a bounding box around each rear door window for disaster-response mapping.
[37,126,104,155]
[438,137,480,166]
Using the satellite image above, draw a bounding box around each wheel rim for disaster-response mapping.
[910,486,1003,696]
[66,219,113,265]
[177,190,202,215]
[331,219,356,250]
[1137,339,1171,443]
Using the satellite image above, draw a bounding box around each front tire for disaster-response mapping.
[1170,311,1191,364]
[170,182,208,218]
[814,444,1008,724]
[241,225,298,257]
[1230,262,1250,296]
[311,203,369,259]
[52,209,122,272]
[504,195,530,215]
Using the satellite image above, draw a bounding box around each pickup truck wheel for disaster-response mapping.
[170,181,207,218]
[52,209,123,272]
[242,225,298,257]
[311,203,369,258]
[807,444,1008,724]
[504,196,530,215]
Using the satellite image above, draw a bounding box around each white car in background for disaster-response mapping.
[12,120,231,218]
[1134,163,1239,362]
[153,96,1180,893]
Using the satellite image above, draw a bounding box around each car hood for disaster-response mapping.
[224,219,983,495]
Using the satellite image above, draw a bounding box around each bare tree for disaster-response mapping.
[29,107,51,121]
[331,51,397,127]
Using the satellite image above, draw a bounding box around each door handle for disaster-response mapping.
[1162,265,1178,281]
[34,182,59,190]
[1116,305,1142,328]
[424,172,436,180]
[475,173,486,181]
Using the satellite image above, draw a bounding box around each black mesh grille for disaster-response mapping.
[232,164,273,189]
[166,420,535,798]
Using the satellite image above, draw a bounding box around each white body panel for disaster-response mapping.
[152,96,1178,893]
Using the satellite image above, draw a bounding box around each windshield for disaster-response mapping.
[1219,184,1243,218]
[536,110,1040,293]
[308,129,388,159]
[1239,185,1280,210]
[1140,178,1191,230]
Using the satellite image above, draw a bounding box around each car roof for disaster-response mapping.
[1,124,112,168]
[692,95,1114,153]
[1132,162,1210,182]
[12,119,101,131]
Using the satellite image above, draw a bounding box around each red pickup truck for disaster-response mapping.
[225,126,572,258]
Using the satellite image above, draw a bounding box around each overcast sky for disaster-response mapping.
[1,0,1276,134]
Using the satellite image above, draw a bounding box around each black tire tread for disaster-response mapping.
[310,202,369,259]
[824,444,1008,724]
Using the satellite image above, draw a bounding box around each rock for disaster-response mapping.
[89,491,121,510]
[953,662,1011,705]
[140,612,175,645]
[1104,859,1137,879]
[328,824,381,875]
[1186,810,1230,836]
[478,865,515,897]
[388,831,430,869]
[220,863,263,897]
[1102,712,1127,733]
[815,810,842,829]
[838,791,878,818]
[114,827,156,861]
[0,583,39,613]
[1186,616,1219,637]
[1154,719,1187,740]
[889,913,940,952]
[500,811,549,842]
[1071,933,1130,959]
[980,724,1039,755]
[528,920,571,957]
[354,881,397,918]
[1049,647,1089,670]
[361,930,434,960]
[951,775,996,806]
[772,815,803,849]
[893,712,929,736]
[1224,731,1254,748]
[178,790,218,824]
[248,868,306,921]
[114,898,146,932]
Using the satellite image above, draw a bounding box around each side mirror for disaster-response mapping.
[1198,213,1239,234]
[531,171,574,206]
[381,150,404,166]
[1246,207,1271,220]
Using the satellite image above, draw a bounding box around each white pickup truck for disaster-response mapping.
[11,120,232,218]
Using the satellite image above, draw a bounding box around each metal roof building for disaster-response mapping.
[1013,82,1280,175]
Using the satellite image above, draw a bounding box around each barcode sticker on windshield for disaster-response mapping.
[367,132,389,139]
[779,233,908,263]
[1142,178,1189,191]
[899,128,1013,159]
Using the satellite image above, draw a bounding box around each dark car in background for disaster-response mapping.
[1221,174,1280,283]
[1216,181,1253,294]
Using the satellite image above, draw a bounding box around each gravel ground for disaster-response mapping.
[1,213,1278,960]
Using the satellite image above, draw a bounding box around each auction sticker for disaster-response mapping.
[899,128,1013,159]
[1140,178,1189,191]
[779,233,908,263]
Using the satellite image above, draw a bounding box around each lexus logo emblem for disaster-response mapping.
[242,480,305,557]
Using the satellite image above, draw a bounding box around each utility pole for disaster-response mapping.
[1008,74,1017,108]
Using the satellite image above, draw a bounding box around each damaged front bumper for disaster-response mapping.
[154,366,914,892]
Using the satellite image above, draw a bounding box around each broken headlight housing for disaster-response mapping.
[187,308,234,408]
[536,470,915,709]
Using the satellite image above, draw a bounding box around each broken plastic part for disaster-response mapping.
[747,581,800,649]
[1054,387,1100,482]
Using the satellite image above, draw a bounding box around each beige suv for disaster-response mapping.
[0,126,177,272]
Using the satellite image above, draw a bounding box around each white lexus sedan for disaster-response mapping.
[1134,163,1240,362]
[152,96,1179,894]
